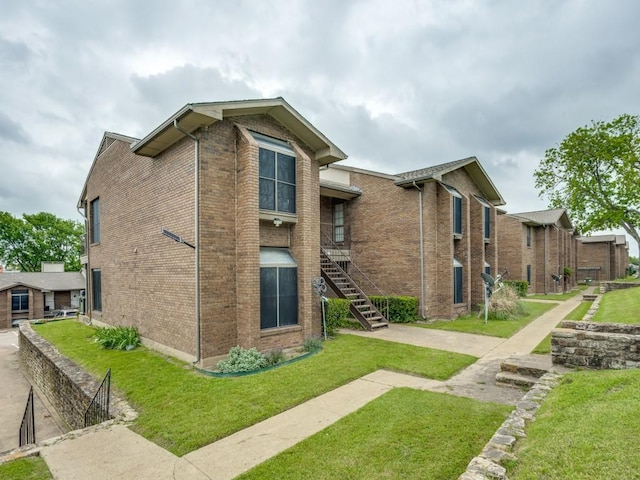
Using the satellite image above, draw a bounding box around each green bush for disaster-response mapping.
[94,326,141,350]
[503,280,529,297]
[324,298,351,336]
[217,346,267,373]
[370,296,419,323]
[302,336,323,352]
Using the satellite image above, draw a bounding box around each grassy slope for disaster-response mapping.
[0,457,52,480]
[238,388,511,480]
[592,286,640,324]
[33,321,476,456]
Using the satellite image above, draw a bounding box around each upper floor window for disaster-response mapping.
[476,196,491,240]
[526,226,532,247]
[333,202,345,243]
[443,184,462,236]
[90,197,100,244]
[254,132,296,215]
[11,289,29,312]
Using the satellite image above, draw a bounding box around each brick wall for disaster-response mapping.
[1,290,8,329]
[552,320,640,369]
[19,322,111,430]
[577,242,611,281]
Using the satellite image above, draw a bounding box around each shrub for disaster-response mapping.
[370,296,419,323]
[302,336,323,352]
[217,346,267,373]
[487,284,526,320]
[94,326,141,350]
[324,298,351,336]
[503,280,529,297]
[264,348,285,366]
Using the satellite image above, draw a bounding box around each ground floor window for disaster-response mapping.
[453,258,463,304]
[526,264,532,285]
[260,248,298,329]
[92,269,102,312]
[484,261,491,276]
[11,290,29,312]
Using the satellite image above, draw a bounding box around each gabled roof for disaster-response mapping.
[394,157,505,206]
[131,97,347,165]
[508,208,573,230]
[0,272,85,292]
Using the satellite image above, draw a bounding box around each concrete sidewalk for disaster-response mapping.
[34,290,589,479]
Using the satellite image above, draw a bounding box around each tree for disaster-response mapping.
[0,211,84,272]
[534,113,640,254]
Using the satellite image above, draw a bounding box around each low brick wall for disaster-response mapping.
[552,320,640,369]
[600,281,640,293]
[19,322,112,430]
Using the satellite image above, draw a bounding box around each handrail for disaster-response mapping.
[84,368,111,427]
[320,230,389,320]
[19,386,35,447]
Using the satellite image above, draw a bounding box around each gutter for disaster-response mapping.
[173,120,201,365]
[412,182,426,318]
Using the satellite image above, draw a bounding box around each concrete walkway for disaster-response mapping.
[32,290,589,479]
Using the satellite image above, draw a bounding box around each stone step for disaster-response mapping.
[495,371,538,389]
[500,355,552,379]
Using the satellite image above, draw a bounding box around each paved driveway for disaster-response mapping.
[0,328,64,453]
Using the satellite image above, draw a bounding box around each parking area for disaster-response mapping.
[0,328,65,453]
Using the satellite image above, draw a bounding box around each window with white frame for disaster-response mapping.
[260,248,298,329]
[443,184,463,236]
[254,132,296,215]
[333,202,345,243]
[453,258,463,304]
[11,289,29,312]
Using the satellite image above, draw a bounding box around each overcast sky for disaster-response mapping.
[1,1,639,253]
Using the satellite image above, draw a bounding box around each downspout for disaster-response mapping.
[544,225,549,294]
[77,204,89,320]
[412,182,426,318]
[173,119,201,365]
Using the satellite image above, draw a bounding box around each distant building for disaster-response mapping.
[577,235,629,282]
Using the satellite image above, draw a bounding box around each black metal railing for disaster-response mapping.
[320,222,351,248]
[84,369,111,427]
[19,386,35,447]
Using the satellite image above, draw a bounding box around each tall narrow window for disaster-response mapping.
[92,269,102,312]
[333,202,345,243]
[484,261,491,276]
[526,226,532,247]
[11,289,29,312]
[453,258,463,304]
[254,132,296,214]
[260,248,298,329]
[90,197,100,244]
[526,264,532,285]
[443,184,463,236]
[484,206,491,239]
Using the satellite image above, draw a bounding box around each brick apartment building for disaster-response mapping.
[577,234,629,282]
[78,98,346,366]
[319,157,504,319]
[497,209,578,294]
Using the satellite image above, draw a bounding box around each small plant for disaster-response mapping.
[302,336,323,352]
[217,346,267,373]
[264,348,285,366]
[94,326,140,350]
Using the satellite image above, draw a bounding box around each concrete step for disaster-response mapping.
[495,371,538,389]
[499,355,552,379]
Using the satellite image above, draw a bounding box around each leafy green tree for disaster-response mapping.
[0,211,84,272]
[534,113,640,253]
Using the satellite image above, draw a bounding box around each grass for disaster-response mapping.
[526,285,586,301]
[531,301,593,354]
[415,301,556,338]
[0,457,52,480]
[592,286,640,324]
[32,321,477,457]
[507,369,640,479]
[238,388,512,480]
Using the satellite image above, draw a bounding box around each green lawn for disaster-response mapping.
[592,287,640,324]
[238,388,511,480]
[531,301,593,354]
[33,321,476,457]
[415,302,556,338]
[0,457,52,480]
[526,286,586,301]
[507,369,640,479]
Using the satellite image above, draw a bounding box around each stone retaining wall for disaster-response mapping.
[600,281,640,293]
[552,320,640,369]
[19,322,135,430]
